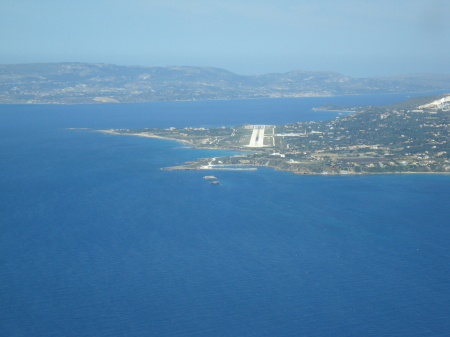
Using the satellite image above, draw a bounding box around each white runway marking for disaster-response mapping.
[246,125,266,147]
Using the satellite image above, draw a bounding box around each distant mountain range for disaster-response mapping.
[1,63,449,104]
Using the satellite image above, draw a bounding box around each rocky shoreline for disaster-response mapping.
[97,128,450,176]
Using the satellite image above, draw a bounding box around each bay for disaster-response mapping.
[1,93,449,336]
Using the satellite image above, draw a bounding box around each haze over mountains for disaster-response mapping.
[1,63,450,104]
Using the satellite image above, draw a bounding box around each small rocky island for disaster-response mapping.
[98,94,450,175]
[203,176,220,185]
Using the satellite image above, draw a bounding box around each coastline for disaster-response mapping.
[96,129,258,152]
[97,129,195,146]
[96,129,450,176]
[3,88,448,105]
[162,161,450,175]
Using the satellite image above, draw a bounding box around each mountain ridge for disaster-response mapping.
[1,62,449,104]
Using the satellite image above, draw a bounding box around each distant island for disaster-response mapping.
[1,62,450,104]
[98,94,450,175]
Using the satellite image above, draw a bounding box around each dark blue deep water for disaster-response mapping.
[1,93,450,336]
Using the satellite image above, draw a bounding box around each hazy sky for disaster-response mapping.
[1,0,449,77]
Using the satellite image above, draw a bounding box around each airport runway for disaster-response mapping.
[246,125,265,147]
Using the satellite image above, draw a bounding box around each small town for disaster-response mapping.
[103,94,450,175]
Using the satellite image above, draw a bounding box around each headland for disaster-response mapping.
[97,94,450,175]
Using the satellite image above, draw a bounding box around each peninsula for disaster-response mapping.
[98,94,450,175]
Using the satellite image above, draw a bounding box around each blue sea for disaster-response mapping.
[1,93,450,336]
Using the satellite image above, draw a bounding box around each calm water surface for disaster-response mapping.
[1,94,449,336]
